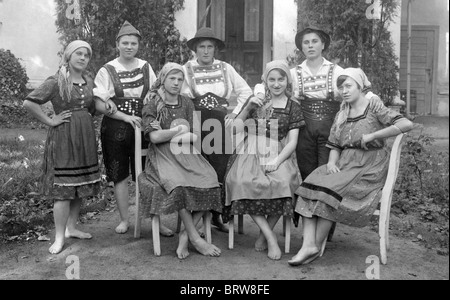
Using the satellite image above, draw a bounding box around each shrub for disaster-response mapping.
[0,49,29,101]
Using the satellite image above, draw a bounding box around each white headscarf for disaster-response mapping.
[57,40,92,102]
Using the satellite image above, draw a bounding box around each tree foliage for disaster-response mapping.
[291,0,400,104]
[54,0,192,75]
[0,49,29,101]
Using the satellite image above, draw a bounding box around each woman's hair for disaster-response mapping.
[301,28,327,46]
[337,75,362,91]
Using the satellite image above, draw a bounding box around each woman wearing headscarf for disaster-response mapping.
[288,68,413,266]
[225,60,304,260]
[181,27,254,232]
[139,63,223,259]
[23,40,101,254]
[93,21,172,236]
[254,27,384,180]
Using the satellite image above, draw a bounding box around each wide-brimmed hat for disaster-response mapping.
[116,21,142,41]
[295,26,331,51]
[187,27,225,51]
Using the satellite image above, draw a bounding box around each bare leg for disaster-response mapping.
[315,218,334,248]
[65,197,92,239]
[49,200,70,254]
[255,215,280,252]
[211,211,228,232]
[114,179,129,234]
[148,215,174,237]
[288,216,321,266]
[251,215,282,260]
[177,210,221,259]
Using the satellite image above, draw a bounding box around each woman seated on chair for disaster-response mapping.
[288,68,413,266]
[225,60,304,260]
[139,62,223,259]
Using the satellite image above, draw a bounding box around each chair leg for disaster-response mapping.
[176,213,182,234]
[238,215,244,234]
[327,222,337,242]
[320,238,327,257]
[134,195,141,239]
[379,217,388,265]
[284,217,291,254]
[204,212,212,244]
[228,216,235,250]
[152,215,161,256]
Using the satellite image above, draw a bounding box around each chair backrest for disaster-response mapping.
[376,133,405,219]
[134,126,147,238]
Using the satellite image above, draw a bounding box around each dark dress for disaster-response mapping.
[224,98,304,221]
[295,106,407,227]
[139,94,222,217]
[25,75,101,200]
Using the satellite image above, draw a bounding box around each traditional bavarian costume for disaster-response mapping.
[294,59,344,179]
[93,58,157,183]
[182,59,252,183]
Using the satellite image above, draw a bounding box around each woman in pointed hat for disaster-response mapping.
[181,27,254,232]
[24,40,101,254]
[94,21,173,236]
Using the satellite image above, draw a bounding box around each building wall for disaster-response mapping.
[0,0,61,88]
[272,1,297,61]
[401,0,449,116]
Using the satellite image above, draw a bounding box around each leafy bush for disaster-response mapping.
[0,49,29,101]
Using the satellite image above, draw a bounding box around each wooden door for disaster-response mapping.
[400,26,439,114]
[199,0,265,87]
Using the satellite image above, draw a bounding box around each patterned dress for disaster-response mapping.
[139,95,222,217]
[295,106,407,227]
[25,75,101,200]
[224,98,304,221]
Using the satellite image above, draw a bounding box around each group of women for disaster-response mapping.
[23,21,413,267]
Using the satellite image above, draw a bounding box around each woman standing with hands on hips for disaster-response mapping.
[23,40,101,254]
[93,21,172,236]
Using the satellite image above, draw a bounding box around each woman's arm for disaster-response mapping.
[326,149,341,174]
[23,100,71,127]
[265,128,299,173]
[94,98,141,128]
[361,118,413,150]
[231,96,261,135]
[149,125,190,144]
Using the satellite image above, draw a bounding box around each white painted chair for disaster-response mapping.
[133,127,212,255]
[320,133,406,265]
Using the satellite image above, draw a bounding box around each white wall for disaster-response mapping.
[0,0,61,88]
[174,0,198,41]
[272,1,297,61]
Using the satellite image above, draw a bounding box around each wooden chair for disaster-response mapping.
[133,127,212,256]
[228,215,292,253]
[320,133,406,265]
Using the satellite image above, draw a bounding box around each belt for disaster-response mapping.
[193,93,229,111]
[112,97,143,117]
[301,98,341,121]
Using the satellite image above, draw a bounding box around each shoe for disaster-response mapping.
[288,251,321,267]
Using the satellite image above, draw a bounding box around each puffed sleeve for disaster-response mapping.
[93,67,115,102]
[376,106,406,126]
[142,93,159,138]
[289,100,305,131]
[227,63,253,115]
[25,76,58,105]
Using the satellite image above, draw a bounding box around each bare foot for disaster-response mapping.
[255,233,268,252]
[191,238,221,257]
[49,239,64,254]
[160,224,174,237]
[65,228,92,240]
[266,232,282,260]
[288,246,320,266]
[176,231,190,259]
[115,221,129,234]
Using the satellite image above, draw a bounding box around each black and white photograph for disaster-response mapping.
[0,0,448,284]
